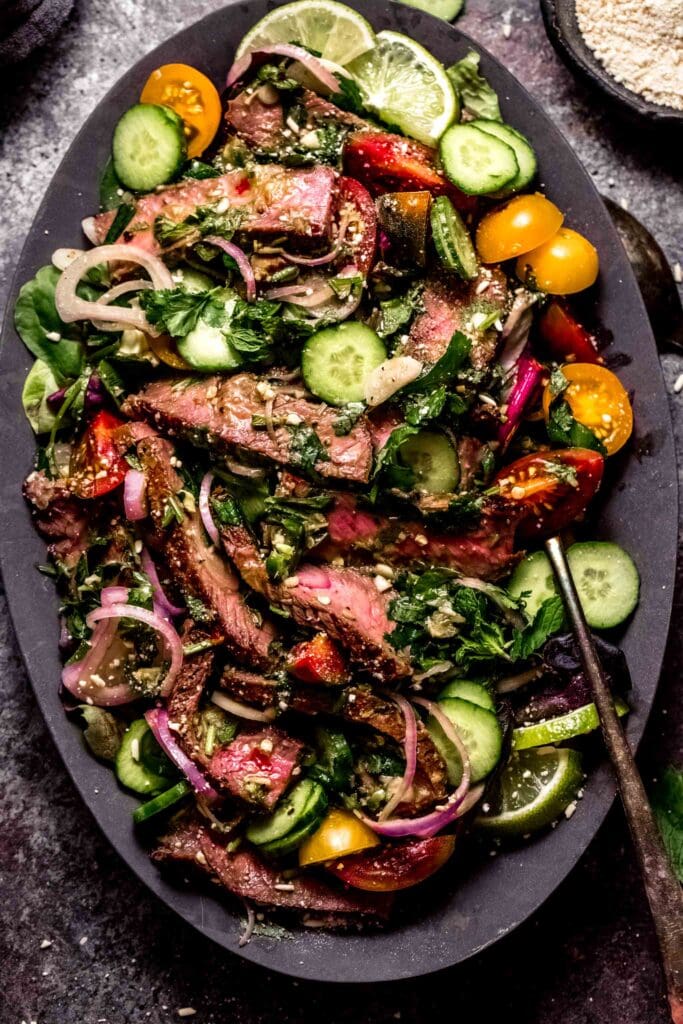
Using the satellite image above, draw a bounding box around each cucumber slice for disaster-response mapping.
[133,780,192,824]
[309,727,354,791]
[430,195,478,280]
[246,779,328,849]
[437,679,495,711]
[439,123,519,196]
[399,430,460,493]
[427,697,503,783]
[177,318,243,372]
[301,322,387,406]
[400,0,465,20]
[174,267,216,293]
[567,542,640,629]
[508,550,560,622]
[471,120,537,194]
[513,697,630,750]
[112,103,187,192]
[115,719,172,795]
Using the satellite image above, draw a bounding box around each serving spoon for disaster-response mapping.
[544,536,683,1023]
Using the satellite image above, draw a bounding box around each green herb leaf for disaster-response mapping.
[139,288,216,337]
[447,50,502,121]
[333,402,366,436]
[652,766,683,881]
[104,203,135,244]
[376,282,425,339]
[14,266,84,378]
[403,331,471,394]
[21,358,63,434]
[372,422,420,490]
[287,423,330,473]
[509,596,565,661]
[547,397,607,455]
[334,75,366,115]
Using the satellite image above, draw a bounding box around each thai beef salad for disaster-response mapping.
[15,1,641,930]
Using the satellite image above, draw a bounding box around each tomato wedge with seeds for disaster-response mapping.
[336,177,377,275]
[538,300,601,365]
[299,808,379,867]
[70,410,129,499]
[326,834,456,892]
[140,63,221,158]
[494,448,604,542]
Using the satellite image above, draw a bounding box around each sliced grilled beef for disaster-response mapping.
[220,665,342,716]
[123,373,373,484]
[208,725,303,810]
[153,815,393,924]
[92,164,337,254]
[401,268,509,369]
[136,434,277,669]
[318,494,519,581]
[225,88,368,153]
[166,625,218,768]
[24,470,90,569]
[218,520,411,683]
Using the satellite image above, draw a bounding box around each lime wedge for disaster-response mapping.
[475,746,584,835]
[236,0,376,66]
[512,697,629,751]
[400,0,465,20]
[348,30,458,146]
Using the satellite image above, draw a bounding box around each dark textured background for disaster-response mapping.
[0,2,681,1021]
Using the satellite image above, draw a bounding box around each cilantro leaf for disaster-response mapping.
[376,282,425,339]
[139,288,216,337]
[547,397,607,455]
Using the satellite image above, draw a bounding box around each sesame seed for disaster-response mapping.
[317,594,331,605]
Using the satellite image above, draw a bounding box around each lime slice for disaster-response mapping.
[348,30,458,146]
[475,746,584,835]
[400,0,465,20]
[512,698,629,751]
[236,0,375,66]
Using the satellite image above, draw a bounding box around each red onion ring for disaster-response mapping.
[203,236,256,301]
[101,585,130,607]
[91,279,154,333]
[86,602,183,697]
[140,548,185,620]
[211,691,276,723]
[123,469,148,521]
[265,280,335,307]
[199,472,220,546]
[378,693,418,821]
[62,589,135,706]
[226,44,341,93]
[360,698,472,838]
[145,707,218,797]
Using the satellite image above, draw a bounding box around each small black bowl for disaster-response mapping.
[540,0,683,129]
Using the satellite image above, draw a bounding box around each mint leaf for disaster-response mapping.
[652,765,683,881]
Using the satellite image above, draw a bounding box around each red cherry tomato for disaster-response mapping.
[326,834,456,892]
[538,300,601,365]
[70,410,129,499]
[336,176,377,275]
[287,633,348,685]
[494,448,604,542]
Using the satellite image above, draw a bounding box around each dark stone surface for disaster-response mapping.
[0,1,681,1022]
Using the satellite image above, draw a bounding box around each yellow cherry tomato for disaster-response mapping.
[299,808,380,867]
[542,363,633,455]
[517,228,599,294]
[147,332,193,370]
[140,63,221,158]
[475,193,564,264]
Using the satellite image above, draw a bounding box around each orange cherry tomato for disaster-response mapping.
[140,63,221,158]
[325,835,456,892]
[298,809,380,867]
[475,193,563,264]
[542,363,633,455]
[516,227,599,294]
[147,331,193,370]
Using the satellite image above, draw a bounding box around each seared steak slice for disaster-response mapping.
[401,268,509,369]
[123,373,373,484]
[318,494,519,581]
[207,725,303,810]
[166,625,218,768]
[153,814,208,868]
[23,470,90,569]
[220,665,339,716]
[225,88,369,153]
[92,164,337,255]
[218,521,411,683]
[136,434,277,669]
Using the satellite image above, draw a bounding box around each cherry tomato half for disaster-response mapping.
[475,193,563,264]
[70,410,128,499]
[494,448,604,542]
[517,227,599,294]
[542,363,633,455]
[299,809,380,867]
[538,300,601,365]
[336,177,377,275]
[140,63,221,158]
[147,331,193,370]
[325,835,456,892]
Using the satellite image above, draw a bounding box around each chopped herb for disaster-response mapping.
[548,366,569,397]
[332,402,366,436]
[161,494,185,527]
[104,203,135,244]
[403,331,471,394]
[509,597,565,661]
[185,594,214,624]
[182,159,222,180]
[287,423,329,473]
[376,282,425,339]
[333,75,366,115]
[547,398,607,455]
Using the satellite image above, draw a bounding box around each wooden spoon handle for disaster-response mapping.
[545,536,683,1022]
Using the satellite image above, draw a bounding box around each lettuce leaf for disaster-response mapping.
[14,266,84,378]
[447,50,502,122]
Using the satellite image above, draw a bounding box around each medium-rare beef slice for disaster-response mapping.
[225,88,369,153]
[136,434,277,669]
[92,164,337,255]
[123,373,373,484]
[207,725,303,810]
[218,520,411,683]
[166,625,218,767]
[23,471,91,569]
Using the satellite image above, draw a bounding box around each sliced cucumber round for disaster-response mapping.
[174,266,216,293]
[427,697,503,783]
[508,550,559,622]
[112,103,186,192]
[177,318,243,372]
[246,779,328,851]
[471,120,537,194]
[567,541,640,629]
[115,719,172,795]
[437,679,495,711]
[301,322,386,406]
[399,430,459,493]
[430,195,479,280]
[439,123,519,196]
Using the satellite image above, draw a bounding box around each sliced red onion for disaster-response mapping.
[496,666,543,694]
[199,472,220,546]
[145,707,218,797]
[265,279,335,307]
[498,353,544,448]
[378,694,418,822]
[226,44,341,93]
[91,278,154,332]
[223,457,267,479]
[86,602,183,697]
[140,548,185,620]
[81,216,99,245]
[360,698,472,838]
[498,291,538,371]
[52,247,85,271]
[203,236,256,301]
[123,469,148,521]
[62,612,135,706]
[101,585,130,607]
[211,691,276,722]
